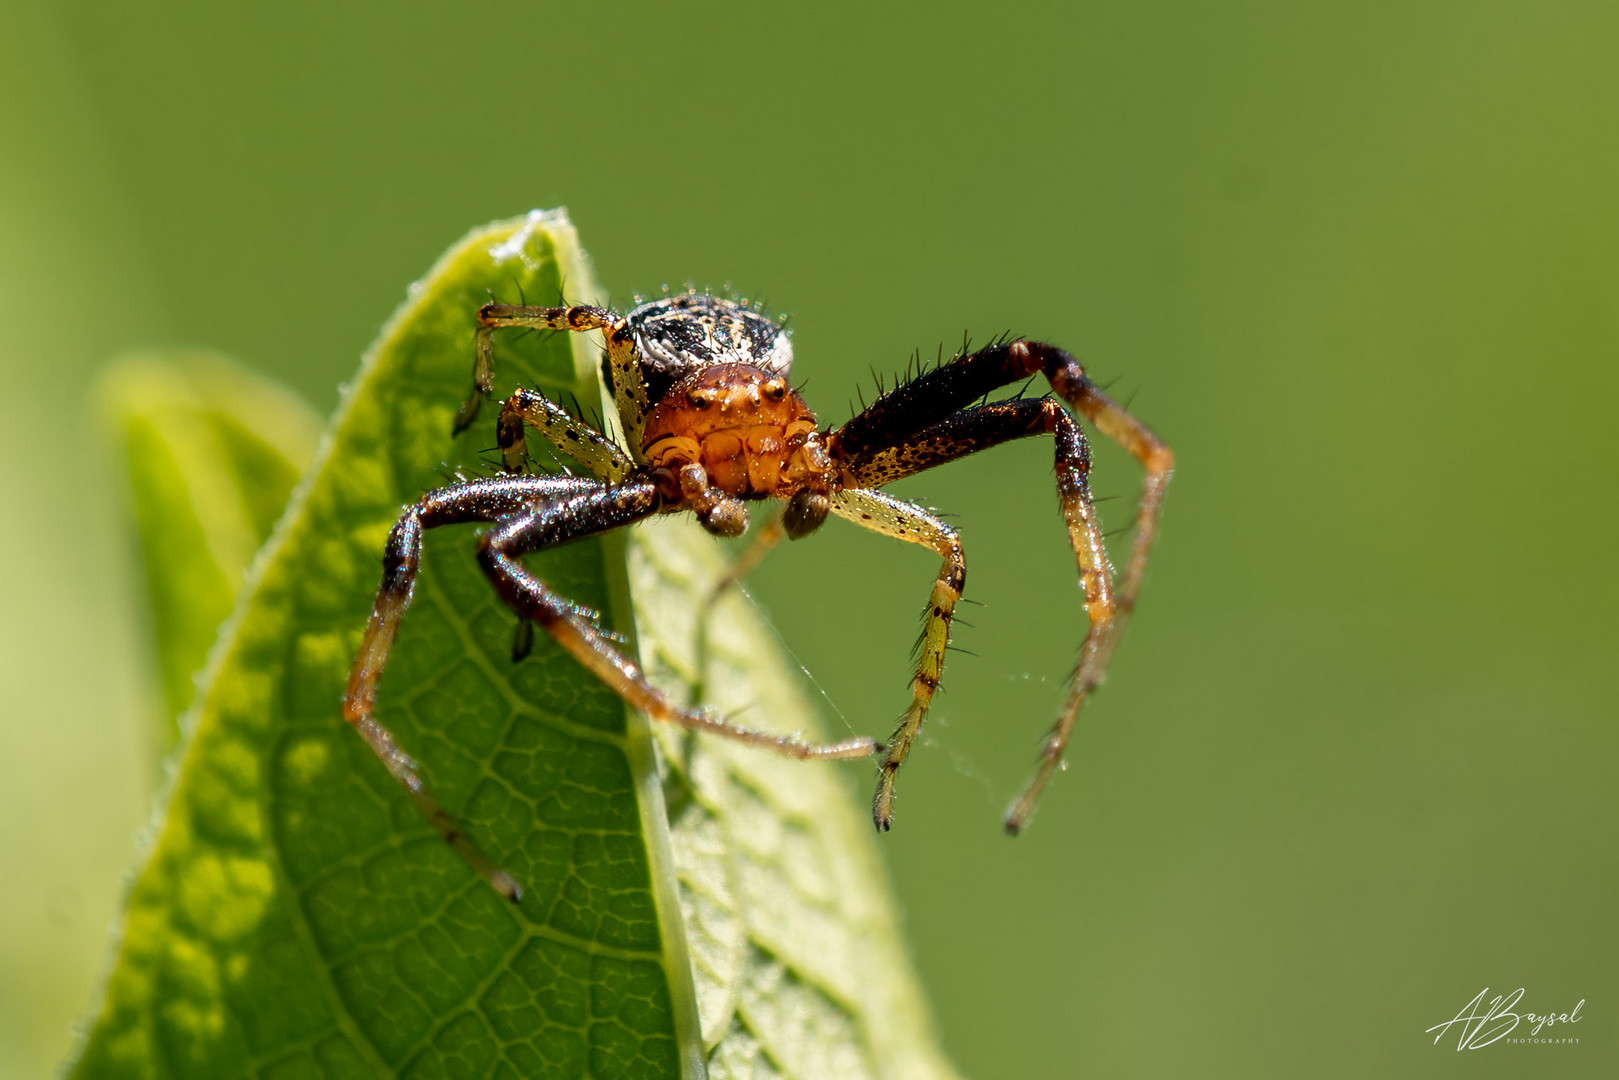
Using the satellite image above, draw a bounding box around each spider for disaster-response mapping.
[343,290,1173,901]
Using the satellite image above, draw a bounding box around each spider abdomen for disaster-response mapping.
[641,362,824,498]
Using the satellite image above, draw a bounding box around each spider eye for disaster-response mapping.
[688,389,716,409]
[765,379,787,400]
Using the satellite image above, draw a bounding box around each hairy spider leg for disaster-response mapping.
[455,303,651,453]
[468,303,652,659]
[495,386,633,482]
[835,398,1107,827]
[830,341,1173,834]
[479,486,882,763]
[704,401,1071,825]
[494,385,638,660]
[344,474,601,902]
[826,489,965,830]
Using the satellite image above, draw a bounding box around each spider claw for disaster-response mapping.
[872,791,895,832]
[511,618,534,663]
[453,394,483,434]
[497,874,524,903]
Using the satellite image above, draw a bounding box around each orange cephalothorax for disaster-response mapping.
[641,363,824,497]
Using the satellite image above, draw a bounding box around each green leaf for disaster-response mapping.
[73,211,961,1079]
[631,522,960,1080]
[100,354,321,760]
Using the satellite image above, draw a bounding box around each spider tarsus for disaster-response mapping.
[453,394,483,434]
[511,618,535,662]
[872,779,896,832]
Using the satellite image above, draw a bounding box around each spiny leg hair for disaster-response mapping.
[838,397,1106,832]
[826,489,965,830]
[346,476,881,899]
[831,341,1173,833]
[496,387,633,482]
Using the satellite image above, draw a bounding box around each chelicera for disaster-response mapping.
[344,290,1173,900]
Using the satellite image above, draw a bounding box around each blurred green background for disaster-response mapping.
[3,0,1615,1076]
